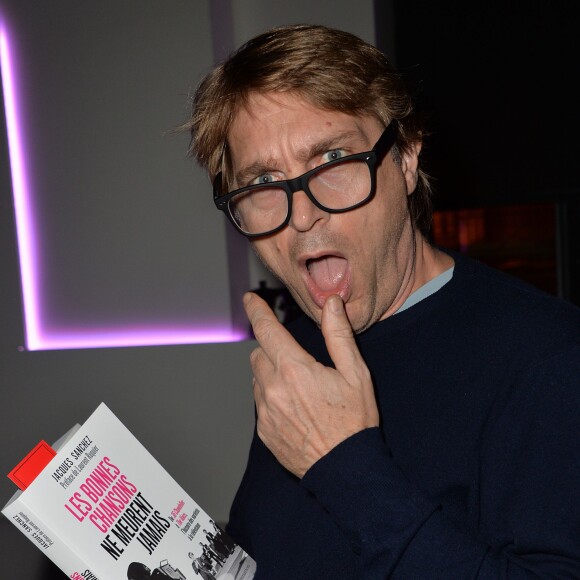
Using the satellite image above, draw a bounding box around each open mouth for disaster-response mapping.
[303,254,352,308]
[306,255,348,291]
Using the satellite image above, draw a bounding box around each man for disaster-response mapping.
[187,24,580,578]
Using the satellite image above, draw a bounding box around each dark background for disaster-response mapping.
[376,0,580,303]
[391,0,578,206]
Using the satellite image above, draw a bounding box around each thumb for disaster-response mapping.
[321,295,367,380]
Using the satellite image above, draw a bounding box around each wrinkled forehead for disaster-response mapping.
[229,91,322,135]
[217,90,387,192]
[225,90,379,173]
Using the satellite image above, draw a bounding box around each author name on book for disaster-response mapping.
[51,435,97,489]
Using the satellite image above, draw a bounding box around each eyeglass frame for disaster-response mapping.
[213,121,397,238]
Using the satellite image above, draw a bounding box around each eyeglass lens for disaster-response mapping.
[229,157,372,235]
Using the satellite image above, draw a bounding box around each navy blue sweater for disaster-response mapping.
[226,253,580,578]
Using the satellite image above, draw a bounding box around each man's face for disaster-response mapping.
[227,92,422,333]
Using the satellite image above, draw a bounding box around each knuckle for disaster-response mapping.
[262,382,285,408]
[278,359,306,385]
[252,315,275,341]
[334,326,354,341]
[249,347,261,365]
[358,364,372,384]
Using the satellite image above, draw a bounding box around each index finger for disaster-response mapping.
[243,292,307,361]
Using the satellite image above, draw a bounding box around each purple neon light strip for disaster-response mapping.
[0,23,42,350]
[0,21,245,350]
[31,328,248,351]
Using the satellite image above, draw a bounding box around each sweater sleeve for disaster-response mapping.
[301,429,494,578]
[300,345,580,579]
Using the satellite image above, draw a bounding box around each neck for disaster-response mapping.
[380,232,454,322]
[412,234,455,292]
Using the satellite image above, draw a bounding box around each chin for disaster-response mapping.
[344,305,376,335]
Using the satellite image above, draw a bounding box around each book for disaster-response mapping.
[2,402,256,580]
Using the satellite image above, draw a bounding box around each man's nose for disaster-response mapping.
[289,190,328,232]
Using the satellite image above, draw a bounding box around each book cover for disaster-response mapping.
[2,403,256,580]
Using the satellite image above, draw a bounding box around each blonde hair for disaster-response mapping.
[186,24,433,235]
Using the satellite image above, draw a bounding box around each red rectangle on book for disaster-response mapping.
[8,441,56,491]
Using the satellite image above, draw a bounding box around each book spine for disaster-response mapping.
[2,499,101,580]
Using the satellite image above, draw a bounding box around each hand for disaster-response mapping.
[244,292,380,478]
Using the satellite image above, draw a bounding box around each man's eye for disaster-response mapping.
[321,149,346,163]
[251,173,277,186]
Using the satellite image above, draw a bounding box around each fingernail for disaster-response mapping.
[243,292,252,306]
[329,295,343,313]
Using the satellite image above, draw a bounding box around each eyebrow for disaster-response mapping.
[234,161,278,189]
[233,130,367,188]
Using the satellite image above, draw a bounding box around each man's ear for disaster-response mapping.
[400,141,422,195]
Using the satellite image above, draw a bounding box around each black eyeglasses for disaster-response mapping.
[213,122,397,237]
